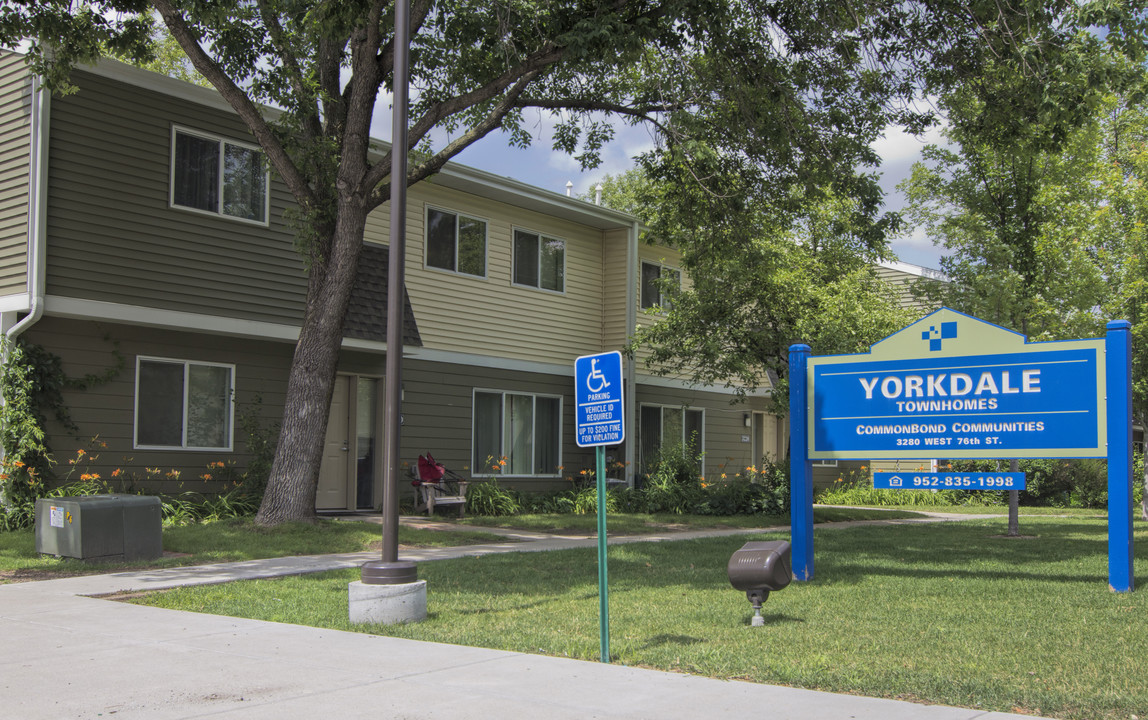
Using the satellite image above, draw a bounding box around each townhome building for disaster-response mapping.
[0,52,783,513]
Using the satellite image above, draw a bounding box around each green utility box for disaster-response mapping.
[35,495,162,562]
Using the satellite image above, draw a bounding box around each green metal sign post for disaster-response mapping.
[595,445,609,662]
[575,351,624,663]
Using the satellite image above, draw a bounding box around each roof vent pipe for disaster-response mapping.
[595,183,603,205]
[565,180,573,197]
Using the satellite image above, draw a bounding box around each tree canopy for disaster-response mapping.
[4,0,1146,522]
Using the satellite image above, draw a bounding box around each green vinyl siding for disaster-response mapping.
[44,69,307,324]
[20,317,292,495]
[399,358,591,492]
[0,52,30,296]
[634,384,776,483]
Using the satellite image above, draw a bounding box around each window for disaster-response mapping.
[473,390,561,476]
[426,207,487,276]
[640,261,680,309]
[135,357,234,450]
[513,229,565,292]
[640,404,703,474]
[171,127,268,223]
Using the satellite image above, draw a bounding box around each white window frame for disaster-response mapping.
[170,126,270,226]
[472,388,563,477]
[133,356,236,452]
[512,227,566,294]
[813,459,839,467]
[639,402,705,475]
[640,261,681,309]
[424,205,489,278]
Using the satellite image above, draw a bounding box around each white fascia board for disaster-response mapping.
[46,296,302,341]
[42,296,387,353]
[405,346,575,377]
[0,294,30,313]
[634,372,773,398]
[877,259,948,281]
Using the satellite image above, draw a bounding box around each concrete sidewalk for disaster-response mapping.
[0,517,1042,720]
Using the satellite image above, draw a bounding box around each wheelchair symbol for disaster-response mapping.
[587,358,610,393]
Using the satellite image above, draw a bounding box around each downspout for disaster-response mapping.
[624,220,638,486]
[7,74,48,342]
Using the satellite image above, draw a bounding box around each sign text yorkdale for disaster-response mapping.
[808,308,1107,460]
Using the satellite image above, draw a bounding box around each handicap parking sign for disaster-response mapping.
[575,351,625,447]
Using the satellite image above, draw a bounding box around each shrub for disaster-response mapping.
[465,479,521,516]
[641,440,705,514]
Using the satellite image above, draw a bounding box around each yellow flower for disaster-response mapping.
[202,473,213,480]
[111,469,122,478]
[721,473,727,479]
[80,473,100,481]
[76,449,86,457]
[499,459,507,467]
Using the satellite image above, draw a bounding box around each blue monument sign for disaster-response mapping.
[808,310,1106,460]
[788,308,1134,592]
[575,351,625,447]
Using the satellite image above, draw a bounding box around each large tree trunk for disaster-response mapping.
[255,207,369,526]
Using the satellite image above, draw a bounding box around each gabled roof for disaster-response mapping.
[345,243,422,346]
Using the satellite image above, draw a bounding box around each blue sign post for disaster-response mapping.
[574,351,625,662]
[790,308,1132,592]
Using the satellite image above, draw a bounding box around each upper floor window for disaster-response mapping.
[513,229,565,292]
[641,261,680,309]
[426,207,487,277]
[135,357,234,451]
[171,127,268,224]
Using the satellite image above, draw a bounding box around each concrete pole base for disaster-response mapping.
[348,580,427,625]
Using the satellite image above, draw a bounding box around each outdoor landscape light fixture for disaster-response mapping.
[728,540,792,626]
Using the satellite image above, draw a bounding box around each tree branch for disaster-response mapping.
[375,0,436,82]
[363,44,565,194]
[149,0,318,210]
[255,0,322,142]
[516,97,679,134]
[367,70,543,210]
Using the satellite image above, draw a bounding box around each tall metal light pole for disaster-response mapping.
[361,0,416,586]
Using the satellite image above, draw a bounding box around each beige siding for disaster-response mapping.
[632,243,696,379]
[874,263,945,311]
[0,52,30,296]
[366,183,609,364]
[45,70,307,325]
[601,227,629,351]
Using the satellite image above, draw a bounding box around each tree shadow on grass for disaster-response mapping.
[641,633,705,649]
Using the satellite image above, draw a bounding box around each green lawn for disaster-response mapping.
[460,506,924,534]
[133,516,1148,719]
[0,517,509,582]
[0,507,906,582]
